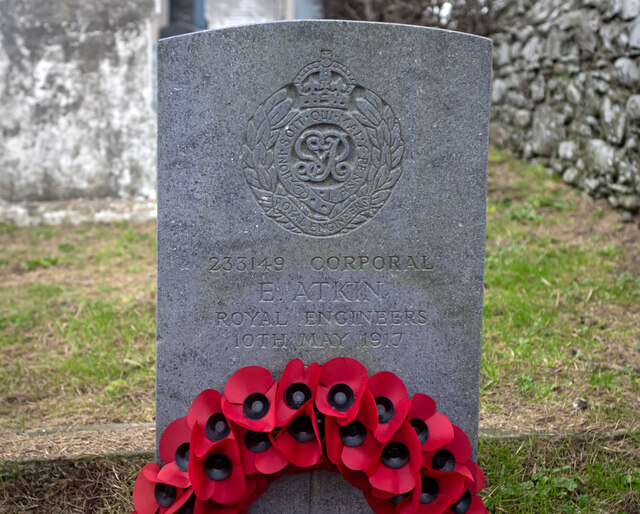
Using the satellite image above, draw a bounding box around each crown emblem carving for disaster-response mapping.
[294,50,356,110]
[244,49,404,237]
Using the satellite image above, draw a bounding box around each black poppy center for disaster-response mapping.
[245,430,272,453]
[289,415,316,443]
[204,453,232,481]
[243,392,270,420]
[154,482,176,507]
[205,412,230,442]
[420,476,439,504]
[432,449,456,472]
[328,383,355,411]
[382,442,410,469]
[174,442,190,472]
[339,420,367,447]
[409,418,429,445]
[285,382,312,410]
[375,396,395,424]
[450,489,472,514]
[389,492,411,505]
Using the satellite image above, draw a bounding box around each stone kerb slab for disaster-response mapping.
[157,20,491,512]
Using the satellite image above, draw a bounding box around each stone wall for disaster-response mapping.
[490,0,640,217]
[0,0,158,203]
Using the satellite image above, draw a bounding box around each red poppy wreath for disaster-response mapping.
[132,357,487,513]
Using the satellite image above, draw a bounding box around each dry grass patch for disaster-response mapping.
[0,222,157,429]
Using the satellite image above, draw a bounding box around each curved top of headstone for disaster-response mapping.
[159,19,493,44]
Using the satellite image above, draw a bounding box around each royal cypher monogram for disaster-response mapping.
[243,50,405,237]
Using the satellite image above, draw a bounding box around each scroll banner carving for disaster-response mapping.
[132,358,487,513]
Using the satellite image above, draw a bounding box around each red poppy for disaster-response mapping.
[466,459,485,495]
[442,459,488,514]
[337,463,372,493]
[368,371,412,443]
[275,359,321,426]
[188,431,247,504]
[422,425,473,481]
[417,472,467,513]
[222,366,277,432]
[133,463,192,514]
[367,421,422,495]
[156,417,192,488]
[316,357,368,424]
[363,485,411,514]
[447,488,488,514]
[275,401,323,468]
[232,422,288,475]
[289,458,336,476]
[326,388,381,472]
[187,389,233,458]
[365,471,467,514]
[192,475,268,513]
[407,393,454,452]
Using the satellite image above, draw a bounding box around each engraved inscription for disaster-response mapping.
[205,254,433,273]
[233,332,404,350]
[243,50,404,237]
[213,278,433,352]
[205,253,435,351]
[208,256,285,273]
[310,255,433,272]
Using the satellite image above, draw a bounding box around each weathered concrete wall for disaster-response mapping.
[205,0,293,28]
[0,0,157,203]
[490,0,640,216]
[0,0,321,223]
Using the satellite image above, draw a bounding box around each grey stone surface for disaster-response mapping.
[627,94,640,119]
[566,82,582,105]
[157,21,491,512]
[492,78,508,103]
[532,105,566,156]
[562,166,581,184]
[622,0,640,19]
[629,19,640,47]
[613,57,640,85]
[0,198,156,227]
[559,140,579,160]
[490,0,640,217]
[600,96,626,145]
[586,138,616,171]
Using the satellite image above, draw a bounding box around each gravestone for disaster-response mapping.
[157,21,491,512]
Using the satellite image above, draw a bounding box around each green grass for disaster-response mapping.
[0,221,157,427]
[482,150,639,429]
[480,434,640,512]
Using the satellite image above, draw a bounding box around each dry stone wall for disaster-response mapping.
[490,0,640,217]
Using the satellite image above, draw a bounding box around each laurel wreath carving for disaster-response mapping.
[243,87,404,235]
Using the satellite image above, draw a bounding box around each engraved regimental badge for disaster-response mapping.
[243,50,404,237]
